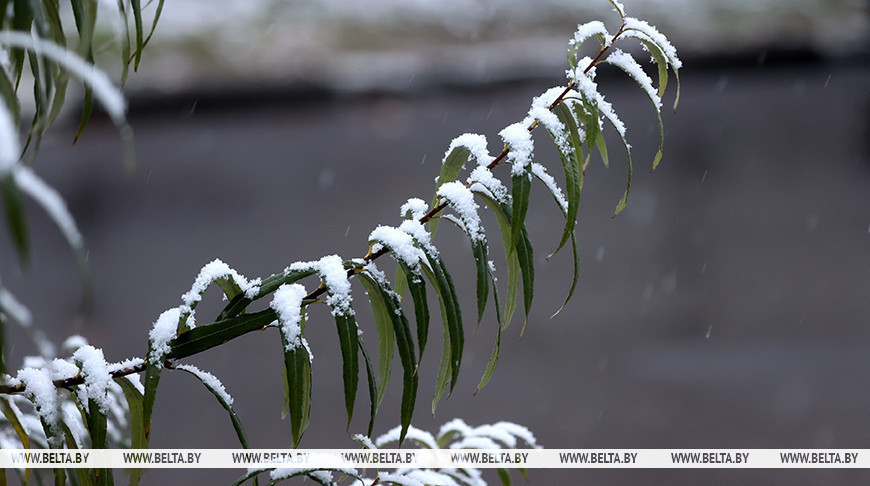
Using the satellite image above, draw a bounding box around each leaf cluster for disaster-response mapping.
[0,2,681,485]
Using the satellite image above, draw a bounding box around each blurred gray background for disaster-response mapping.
[2,0,869,484]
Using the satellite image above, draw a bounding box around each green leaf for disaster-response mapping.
[359,269,417,444]
[420,249,463,398]
[430,145,470,235]
[573,94,633,215]
[114,377,145,485]
[280,343,311,448]
[130,0,144,70]
[167,309,277,360]
[497,468,512,486]
[0,396,30,449]
[474,191,519,327]
[175,365,250,449]
[399,262,430,364]
[549,102,585,258]
[357,338,378,437]
[0,176,28,265]
[356,273,394,408]
[0,68,21,127]
[515,221,535,333]
[141,360,162,451]
[509,172,531,255]
[472,239,490,324]
[552,232,580,318]
[333,313,359,428]
[475,307,501,393]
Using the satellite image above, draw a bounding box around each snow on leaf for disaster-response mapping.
[0,32,127,123]
[290,255,354,316]
[570,21,608,49]
[467,165,508,204]
[401,198,429,220]
[622,17,682,70]
[148,307,181,365]
[0,97,17,174]
[180,258,261,327]
[607,49,661,112]
[175,364,234,406]
[443,133,493,168]
[370,225,426,270]
[399,218,437,256]
[16,367,63,448]
[526,87,570,154]
[352,433,377,449]
[571,73,626,138]
[12,166,83,249]
[437,181,484,242]
[270,283,310,357]
[492,421,540,448]
[72,345,113,414]
[0,283,32,327]
[530,162,568,214]
[499,123,534,176]
[375,423,438,449]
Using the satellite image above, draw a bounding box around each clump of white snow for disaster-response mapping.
[498,123,534,176]
[148,307,182,365]
[289,255,353,316]
[16,367,64,447]
[175,364,234,406]
[436,182,484,242]
[369,225,426,270]
[606,49,661,111]
[270,283,312,359]
[180,259,261,327]
[72,345,113,413]
[443,133,493,167]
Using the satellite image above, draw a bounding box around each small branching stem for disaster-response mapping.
[0,30,624,397]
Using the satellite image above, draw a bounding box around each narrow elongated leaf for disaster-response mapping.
[421,250,462,395]
[281,343,311,448]
[606,52,665,171]
[573,94,633,215]
[0,176,28,264]
[550,102,585,257]
[509,172,531,255]
[398,262,429,364]
[0,396,30,449]
[175,365,250,449]
[360,270,417,444]
[430,305,451,416]
[130,0,144,69]
[472,239,490,324]
[356,273,393,408]
[552,233,580,318]
[141,361,161,448]
[515,222,535,333]
[0,68,21,126]
[357,338,378,437]
[474,192,519,327]
[497,468,512,486]
[475,308,501,393]
[167,309,277,360]
[333,313,359,428]
[214,269,315,322]
[114,377,144,484]
[430,145,470,235]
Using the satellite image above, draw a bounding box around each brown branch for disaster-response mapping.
[1,29,624,398]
